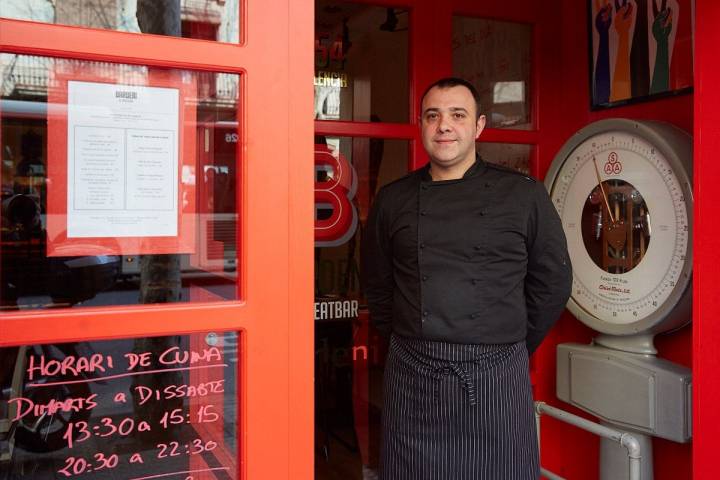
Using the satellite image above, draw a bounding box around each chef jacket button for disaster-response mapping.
[419,243,426,249]
[472,279,478,285]
[423,310,429,316]
[422,275,428,281]
[421,184,428,190]
[420,210,427,216]
[479,209,486,216]
[474,245,482,251]
[470,313,479,319]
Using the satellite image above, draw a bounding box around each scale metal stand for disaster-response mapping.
[556,334,691,480]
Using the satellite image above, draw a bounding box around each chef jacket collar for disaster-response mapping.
[420,154,487,184]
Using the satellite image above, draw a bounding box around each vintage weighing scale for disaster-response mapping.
[545,119,693,480]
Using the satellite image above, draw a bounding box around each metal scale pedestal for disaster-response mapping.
[557,335,692,480]
[599,425,652,480]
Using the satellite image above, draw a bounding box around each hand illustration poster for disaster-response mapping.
[590,0,693,108]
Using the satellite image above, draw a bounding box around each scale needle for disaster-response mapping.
[592,156,616,223]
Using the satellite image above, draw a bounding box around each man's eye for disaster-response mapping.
[453,113,466,119]
[425,113,438,121]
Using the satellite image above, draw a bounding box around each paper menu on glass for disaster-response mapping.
[67,81,179,238]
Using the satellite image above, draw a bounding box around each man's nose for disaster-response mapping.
[437,114,452,132]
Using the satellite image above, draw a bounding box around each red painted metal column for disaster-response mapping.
[693,1,720,478]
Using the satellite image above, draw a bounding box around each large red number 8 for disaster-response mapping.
[314,144,357,246]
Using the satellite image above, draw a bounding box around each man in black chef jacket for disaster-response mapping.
[362,77,572,480]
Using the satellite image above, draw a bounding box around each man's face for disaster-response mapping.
[420,85,486,172]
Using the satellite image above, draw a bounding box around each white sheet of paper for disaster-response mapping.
[67,81,179,238]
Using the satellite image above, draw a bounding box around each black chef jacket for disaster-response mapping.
[362,157,572,354]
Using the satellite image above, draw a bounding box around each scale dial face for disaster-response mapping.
[546,119,693,335]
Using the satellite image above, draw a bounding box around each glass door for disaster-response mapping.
[0,1,313,479]
[312,1,541,479]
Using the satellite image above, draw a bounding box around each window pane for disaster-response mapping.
[0,0,241,43]
[477,142,532,176]
[315,2,409,123]
[314,136,407,479]
[1,54,240,311]
[0,332,239,478]
[452,16,532,130]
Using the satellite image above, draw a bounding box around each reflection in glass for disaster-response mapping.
[0,332,238,478]
[581,180,651,274]
[1,54,240,310]
[0,0,241,43]
[452,16,532,130]
[476,142,532,176]
[314,136,407,479]
[314,136,407,298]
[314,2,409,123]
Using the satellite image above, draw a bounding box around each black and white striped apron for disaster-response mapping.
[380,334,539,480]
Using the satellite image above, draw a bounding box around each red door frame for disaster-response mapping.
[0,1,314,479]
[693,1,720,478]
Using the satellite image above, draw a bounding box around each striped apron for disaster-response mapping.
[380,334,539,480]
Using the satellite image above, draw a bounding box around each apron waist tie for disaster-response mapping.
[432,362,478,406]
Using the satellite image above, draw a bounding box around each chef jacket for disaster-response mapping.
[361,157,572,354]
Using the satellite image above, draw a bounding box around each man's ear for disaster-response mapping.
[475,115,487,139]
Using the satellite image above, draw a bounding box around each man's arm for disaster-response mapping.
[524,181,573,354]
[361,188,394,338]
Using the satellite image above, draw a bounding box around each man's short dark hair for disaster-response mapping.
[420,77,482,120]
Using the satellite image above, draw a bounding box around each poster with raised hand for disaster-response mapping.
[590,0,693,108]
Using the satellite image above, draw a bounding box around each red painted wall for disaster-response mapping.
[532,1,693,479]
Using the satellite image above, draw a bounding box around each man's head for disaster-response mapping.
[420,78,482,120]
[420,77,486,179]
